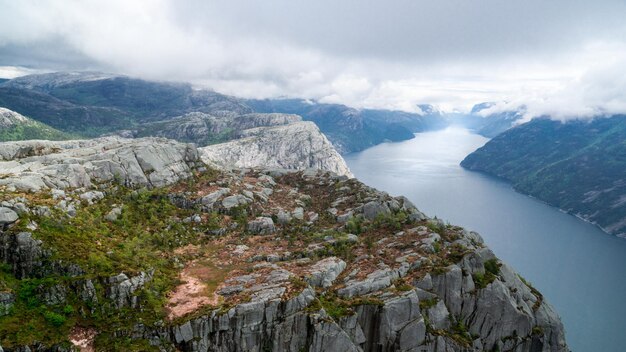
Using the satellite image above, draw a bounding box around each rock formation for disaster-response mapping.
[0,136,199,191]
[0,138,566,351]
[199,121,354,177]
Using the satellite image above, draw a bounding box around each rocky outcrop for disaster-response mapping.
[0,139,566,351]
[199,122,354,177]
[0,108,29,127]
[0,136,200,191]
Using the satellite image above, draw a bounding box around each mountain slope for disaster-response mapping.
[461,116,626,237]
[448,103,524,138]
[247,99,446,153]
[118,112,301,146]
[0,137,567,351]
[0,107,73,141]
[0,72,250,136]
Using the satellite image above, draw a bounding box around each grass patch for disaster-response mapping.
[473,259,501,290]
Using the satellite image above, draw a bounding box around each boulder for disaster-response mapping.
[0,207,18,227]
[247,217,276,235]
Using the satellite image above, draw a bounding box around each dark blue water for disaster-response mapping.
[344,127,626,352]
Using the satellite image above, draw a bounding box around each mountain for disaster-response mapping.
[247,99,447,153]
[0,137,566,351]
[448,103,524,138]
[0,107,73,141]
[1,73,451,154]
[0,72,250,136]
[199,121,354,177]
[461,115,626,237]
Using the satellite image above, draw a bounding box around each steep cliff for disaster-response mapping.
[461,116,626,238]
[0,138,566,351]
[199,121,354,178]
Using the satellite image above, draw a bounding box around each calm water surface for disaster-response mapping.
[344,127,626,352]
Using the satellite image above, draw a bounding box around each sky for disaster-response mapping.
[0,0,626,118]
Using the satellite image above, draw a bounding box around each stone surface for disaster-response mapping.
[0,136,199,191]
[0,207,18,226]
[306,257,346,288]
[247,217,276,235]
[199,121,353,177]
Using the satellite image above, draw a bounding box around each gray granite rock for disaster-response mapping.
[0,207,18,227]
[247,217,275,235]
[105,207,122,222]
[306,257,346,288]
[0,137,199,192]
[199,122,353,177]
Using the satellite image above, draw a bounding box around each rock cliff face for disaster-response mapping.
[199,121,354,178]
[0,138,567,351]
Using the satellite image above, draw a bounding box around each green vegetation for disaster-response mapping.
[0,75,249,137]
[392,278,413,292]
[473,259,501,289]
[345,215,364,234]
[373,210,410,231]
[312,293,384,320]
[0,119,75,142]
[419,297,439,310]
[0,182,226,349]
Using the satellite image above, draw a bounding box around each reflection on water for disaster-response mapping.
[344,127,626,352]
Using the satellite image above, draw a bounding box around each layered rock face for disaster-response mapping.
[199,121,354,178]
[0,139,567,351]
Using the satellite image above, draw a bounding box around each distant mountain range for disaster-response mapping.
[0,72,454,153]
[462,116,626,237]
[448,103,524,138]
[0,72,250,137]
[247,99,447,153]
[0,72,533,155]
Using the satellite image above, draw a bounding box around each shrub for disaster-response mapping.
[43,311,66,327]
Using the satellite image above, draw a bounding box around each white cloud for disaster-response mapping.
[0,0,625,118]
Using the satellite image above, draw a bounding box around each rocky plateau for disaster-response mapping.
[0,137,567,351]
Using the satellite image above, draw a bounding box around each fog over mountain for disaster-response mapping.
[1,0,626,118]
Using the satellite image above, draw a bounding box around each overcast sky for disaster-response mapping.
[1,0,625,117]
